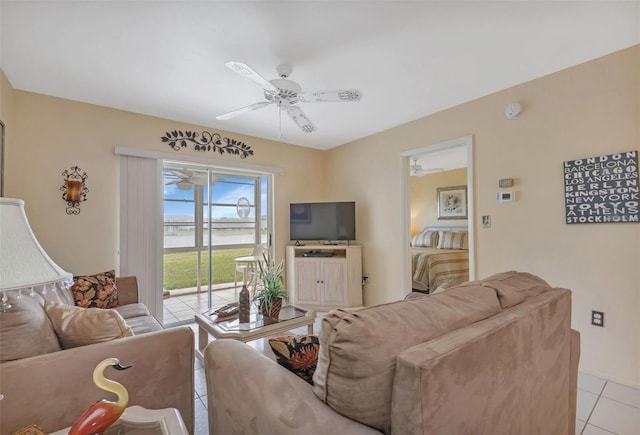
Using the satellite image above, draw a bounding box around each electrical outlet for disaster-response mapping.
[592,310,604,327]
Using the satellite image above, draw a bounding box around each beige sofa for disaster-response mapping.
[0,276,195,435]
[204,271,580,435]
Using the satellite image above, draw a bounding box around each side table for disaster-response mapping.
[48,405,188,435]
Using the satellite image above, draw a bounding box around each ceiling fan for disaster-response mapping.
[164,169,208,190]
[216,62,362,133]
[410,159,444,177]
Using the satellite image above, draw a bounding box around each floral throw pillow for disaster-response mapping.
[268,335,320,385]
[71,270,119,309]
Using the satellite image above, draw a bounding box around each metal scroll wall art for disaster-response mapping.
[161,130,254,159]
[61,166,89,215]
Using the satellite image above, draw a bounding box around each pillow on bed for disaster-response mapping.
[437,231,468,249]
[411,231,439,248]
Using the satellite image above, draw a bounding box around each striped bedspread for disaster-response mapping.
[411,247,469,292]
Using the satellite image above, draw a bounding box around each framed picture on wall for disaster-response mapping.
[437,185,467,219]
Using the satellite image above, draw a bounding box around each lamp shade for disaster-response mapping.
[0,198,73,291]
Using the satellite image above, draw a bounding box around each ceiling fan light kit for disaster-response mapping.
[217,62,362,134]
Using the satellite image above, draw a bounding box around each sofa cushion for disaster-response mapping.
[114,302,151,319]
[312,285,502,433]
[121,312,164,335]
[71,270,119,309]
[0,292,62,362]
[44,300,133,349]
[461,271,551,308]
[431,280,456,294]
[269,335,320,385]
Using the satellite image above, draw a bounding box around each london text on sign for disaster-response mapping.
[563,150,639,224]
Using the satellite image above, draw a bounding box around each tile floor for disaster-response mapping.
[576,373,640,434]
[163,285,240,326]
[173,292,640,435]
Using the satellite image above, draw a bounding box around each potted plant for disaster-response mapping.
[253,251,289,320]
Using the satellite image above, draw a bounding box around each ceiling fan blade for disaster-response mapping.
[286,106,316,133]
[165,179,179,185]
[298,89,362,103]
[216,101,273,120]
[191,173,209,185]
[225,62,278,92]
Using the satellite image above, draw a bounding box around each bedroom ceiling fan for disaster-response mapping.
[164,169,208,190]
[216,62,362,134]
[410,159,444,177]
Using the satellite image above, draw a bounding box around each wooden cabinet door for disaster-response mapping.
[294,259,320,304]
[321,259,347,305]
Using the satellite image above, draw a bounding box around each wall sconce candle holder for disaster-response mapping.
[60,166,88,214]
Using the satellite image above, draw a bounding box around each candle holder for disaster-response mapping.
[61,166,88,214]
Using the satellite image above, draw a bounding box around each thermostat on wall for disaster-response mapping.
[496,191,515,203]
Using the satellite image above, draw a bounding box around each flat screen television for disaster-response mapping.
[290,201,355,242]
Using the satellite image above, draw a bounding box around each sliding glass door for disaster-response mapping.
[162,162,271,326]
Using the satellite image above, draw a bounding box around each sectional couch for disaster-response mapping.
[205,271,580,434]
[0,276,195,434]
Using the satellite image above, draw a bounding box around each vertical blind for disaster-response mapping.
[119,155,163,320]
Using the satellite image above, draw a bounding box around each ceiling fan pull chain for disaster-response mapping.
[279,107,283,138]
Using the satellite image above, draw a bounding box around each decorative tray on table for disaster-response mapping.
[207,302,239,320]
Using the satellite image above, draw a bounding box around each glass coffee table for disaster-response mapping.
[194,305,316,362]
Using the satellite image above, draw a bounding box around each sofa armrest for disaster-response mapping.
[204,339,380,435]
[116,275,140,305]
[569,329,581,435]
[0,327,194,435]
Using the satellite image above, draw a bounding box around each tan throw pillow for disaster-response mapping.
[437,231,469,249]
[44,300,134,349]
[71,270,119,309]
[411,231,439,247]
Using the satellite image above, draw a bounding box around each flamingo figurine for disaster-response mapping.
[68,358,132,435]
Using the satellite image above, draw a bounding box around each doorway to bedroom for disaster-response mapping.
[400,135,475,294]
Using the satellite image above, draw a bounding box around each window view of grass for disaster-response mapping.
[163,247,252,290]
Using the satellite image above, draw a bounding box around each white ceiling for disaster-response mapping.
[1,1,638,151]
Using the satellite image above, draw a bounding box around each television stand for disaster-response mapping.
[286,244,363,310]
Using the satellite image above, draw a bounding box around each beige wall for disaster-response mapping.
[327,45,639,388]
[2,89,327,275]
[1,70,14,195]
[410,168,468,235]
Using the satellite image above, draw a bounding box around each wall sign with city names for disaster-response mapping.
[564,150,638,224]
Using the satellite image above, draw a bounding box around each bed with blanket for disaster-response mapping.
[411,226,469,292]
